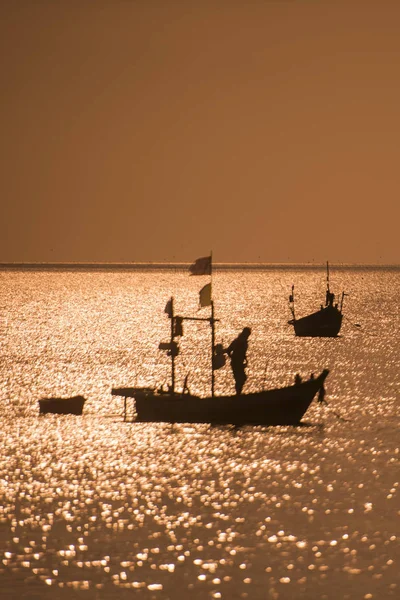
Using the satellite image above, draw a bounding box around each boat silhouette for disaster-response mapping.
[38,395,86,415]
[112,297,329,426]
[288,262,346,337]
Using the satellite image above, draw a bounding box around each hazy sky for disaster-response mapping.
[1,1,399,264]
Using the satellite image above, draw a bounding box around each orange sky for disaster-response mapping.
[1,1,399,264]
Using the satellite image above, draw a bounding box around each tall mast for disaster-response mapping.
[326,261,330,294]
[325,261,331,306]
[170,297,175,394]
[210,251,215,397]
[182,252,216,397]
[289,284,295,320]
[211,300,215,397]
[160,297,178,394]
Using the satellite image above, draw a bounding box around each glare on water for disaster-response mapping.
[0,267,399,599]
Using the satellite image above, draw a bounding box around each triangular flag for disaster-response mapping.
[164,299,173,318]
[189,255,212,276]
[199,282,212,307]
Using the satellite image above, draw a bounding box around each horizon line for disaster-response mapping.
[0,261,398,270]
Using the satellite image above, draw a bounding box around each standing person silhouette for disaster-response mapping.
[225,327,251,395]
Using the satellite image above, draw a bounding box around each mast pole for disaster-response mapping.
[211,300,215,397]
[210,251,215,397]
[170,296,175,394]
[340,291,345,313]
[325,261,331,306]
[290,284,295,319]
[326,261,330,293]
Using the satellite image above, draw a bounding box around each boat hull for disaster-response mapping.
[38,395,86,415]
[291,306,342,337]
[112,370,329,426]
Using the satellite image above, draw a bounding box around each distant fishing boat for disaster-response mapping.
[38,395,86,415]
[288,262,345,337]
[112,255,329,426]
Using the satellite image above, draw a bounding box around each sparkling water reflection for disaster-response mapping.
[0,267,399,599]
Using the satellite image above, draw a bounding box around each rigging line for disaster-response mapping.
[320,399,351,422]
[343,314,377,336]
[343,314,362,330]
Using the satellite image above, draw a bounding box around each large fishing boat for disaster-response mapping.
[288,262,345,337]
[112,272,329,426]
[112,371,329,426]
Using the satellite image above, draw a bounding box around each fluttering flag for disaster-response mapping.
[189,255,212,276]
[164,298,173,318]
[199,282,212,307]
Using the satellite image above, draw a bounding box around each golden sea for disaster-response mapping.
[0,266,399,599]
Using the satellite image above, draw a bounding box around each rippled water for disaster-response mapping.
[0,267,399,599]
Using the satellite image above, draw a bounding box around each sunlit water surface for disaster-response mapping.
[0,267,399,600]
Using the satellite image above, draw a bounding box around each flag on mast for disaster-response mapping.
[199,282,212,307]
[164,298,173,318]
[189,255,212,276]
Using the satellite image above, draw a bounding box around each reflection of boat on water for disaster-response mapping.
[38,395,86,415]
[288,262,345,337]
[112,294,329,427]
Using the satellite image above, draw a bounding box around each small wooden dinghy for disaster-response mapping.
[38,395,86,415]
